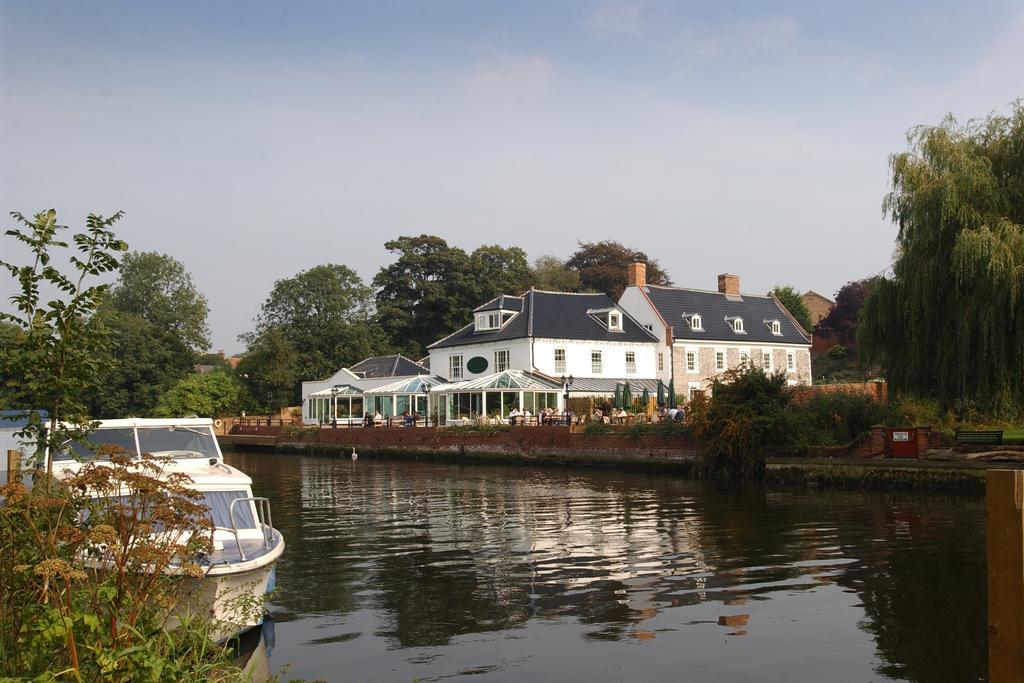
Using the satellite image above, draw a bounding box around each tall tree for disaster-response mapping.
[530,254,581,291]
[85,311,194,418]
[565,240,671,299]
[246,264,386,393]
[373,235,477,357]
[819,278,876,346]
[860,107,1024,413]
[107,251,210,352]
[771,285,813,332]
[236,327,298,412]
[469,244,533,301]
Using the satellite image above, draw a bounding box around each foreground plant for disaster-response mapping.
[0,451,250,681]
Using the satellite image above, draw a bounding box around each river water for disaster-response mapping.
[224,451,987,682]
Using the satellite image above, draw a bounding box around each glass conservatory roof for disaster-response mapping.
[309,384,364,398]
[364,375,448,395]
[432,370,561,392]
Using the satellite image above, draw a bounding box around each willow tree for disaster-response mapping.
[860,106,1024,415]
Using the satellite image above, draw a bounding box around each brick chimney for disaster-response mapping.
[717,273,740,296]
[627,261,647,288]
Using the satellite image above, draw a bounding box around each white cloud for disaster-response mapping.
[585,2,650,39]
[464,53,554,93]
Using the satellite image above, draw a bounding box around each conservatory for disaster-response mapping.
[363,375,447,418]
[431,370,563,424]
[306,384,365,425]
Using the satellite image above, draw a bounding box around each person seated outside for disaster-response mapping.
[591,407,603,423]
[373,410,383,426]
[363,412,374,428]
[402,410,414,427]
[523,409,532,424]
[508,406,521,426]
[673,405,686,423]
[667,407,678,422]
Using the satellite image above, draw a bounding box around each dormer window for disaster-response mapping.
[726,316,746,334]
[685,313,703,331]
[586,307,624,332]
[474,309,515,332]
[765,319,782,335]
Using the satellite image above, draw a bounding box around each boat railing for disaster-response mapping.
[228,496,274,561]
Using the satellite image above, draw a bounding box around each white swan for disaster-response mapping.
[351,446,358,461]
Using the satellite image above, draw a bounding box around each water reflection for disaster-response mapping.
[225,453,987,682]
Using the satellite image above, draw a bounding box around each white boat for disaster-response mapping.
[48,417,285,641]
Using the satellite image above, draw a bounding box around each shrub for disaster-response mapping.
[796,391,889,446]
[688,367,798,481]
[0,451,246,680]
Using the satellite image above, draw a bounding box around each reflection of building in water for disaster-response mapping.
[295,458,720,645]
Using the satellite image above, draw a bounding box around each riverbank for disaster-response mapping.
[218,426,1018,493]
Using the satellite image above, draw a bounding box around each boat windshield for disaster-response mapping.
[62,428,137,461]
[138,426,218,459]
[57,425,219,461]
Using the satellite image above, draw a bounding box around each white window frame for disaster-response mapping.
[609,312,622,331]
[591,350,603,374]
[786,350,796,372]
[554,348,566,374]
[449,354,463,380]
[715,350,726,371]
[688,381,703,401]
[762,351,773,372]
[625,351,636,374]
[686,350,697,373]
[732,317,745,334]
[475,312,502,331]
[771,320,782,335]
[657,352,664,372]
[739,348,750,366]
[494,349,510,373]
[689,314,703,331]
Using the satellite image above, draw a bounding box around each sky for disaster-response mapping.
[2,0,1023,352]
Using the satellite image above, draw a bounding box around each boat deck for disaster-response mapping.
[207,531,283,566]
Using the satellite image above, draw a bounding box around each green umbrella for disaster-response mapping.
[613,383,622,409]
[641,387,650,413]
[668,377,677,409]
[656,379,666,406]
[622,382,632,412]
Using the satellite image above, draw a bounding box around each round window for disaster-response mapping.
[466,356,488,374]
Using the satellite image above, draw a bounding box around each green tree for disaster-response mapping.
[565,240,672,300]
[860,107,1024,414]
[153,371,242,418]
[0,209,128,479]
[373,235,478,357]
[107,251,210,352]
[236,327,297,412]
[771,285,813,332]
[246,264,387,393]
[530,254,581,291]
[84,311,193,418]
[469,244,533,301]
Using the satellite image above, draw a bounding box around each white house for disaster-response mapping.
[426,289,661,421]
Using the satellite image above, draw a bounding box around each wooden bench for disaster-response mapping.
[955,429,1004,445]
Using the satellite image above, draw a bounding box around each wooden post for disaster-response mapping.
[988,469,1024,682]
[7,449,21,478]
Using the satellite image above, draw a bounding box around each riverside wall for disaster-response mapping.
[218,424,1020,493]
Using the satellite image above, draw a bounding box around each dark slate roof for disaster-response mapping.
[473,295,524,313]
[349,354,431,378]
[430,290,658,350]
[643,285,811,345]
